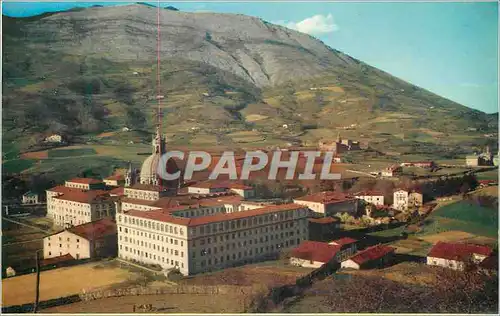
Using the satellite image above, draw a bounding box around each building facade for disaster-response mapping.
[392,189,409,211]
[354,191,385,206]
[43,218,117,260]
[426,241,492,271]
[46,184,116,228]
[22,191,40,205]
[294,191,359,216]
[116,203,309,275]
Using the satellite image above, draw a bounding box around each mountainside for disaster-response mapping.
[2,4,497,157]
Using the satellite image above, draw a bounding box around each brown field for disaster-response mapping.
[179,263,313,288]
[341,262,439,287]
[419,231,476,244]
[42,292,246,313]
[2,261,141,307]
[21,151,48,159]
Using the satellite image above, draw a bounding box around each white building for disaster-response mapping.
[117,202,309,275]
[426,241,493,271]
[294,191,358,216]
[289,241,341,269]
[43,218,117,260]
[354,191,385,206]
[46,183,116,228]
[392,189,409,211]
[341,244,395,270]
[22,191,40,205]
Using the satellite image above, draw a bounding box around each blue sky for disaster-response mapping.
[3,1,498,113]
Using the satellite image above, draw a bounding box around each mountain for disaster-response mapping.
[2,4,497,158]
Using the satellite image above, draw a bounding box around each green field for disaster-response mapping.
[417,201,498,238]
[48,148,97,158]
[2,159,35,174]
[475,169,498,180]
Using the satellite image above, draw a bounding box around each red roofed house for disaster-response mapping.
[104,174,125,187]
[294,191,359,216]
[341,244,395,270]
[427,242,493,271]
[65,178,105,190]
[381,165,403,178]
[290,241,342,268]
[43,218,117,261]
[329,237,358,261]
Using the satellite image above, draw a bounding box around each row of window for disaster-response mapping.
[119,216,185,236]
[119,249,184,268]
[48,251,81,259]
[193,228,303,248]
[196,237,301,258]
[118,228,185,246]
[191,210,304,236]
[198,240,297,267]
[119,238,184,257]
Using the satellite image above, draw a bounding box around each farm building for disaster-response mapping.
[43,218,117,260]
[426,241,493,271]
[381,165,403,178]
[289,241,342,268]
[341,244,395,270]
[294,191,359,217]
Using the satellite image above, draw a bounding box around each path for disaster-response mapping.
[2,216,51,233]
[345,169,377,178]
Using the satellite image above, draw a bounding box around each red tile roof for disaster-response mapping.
[66,178,103,185]
[41,254,75,266]
[427,242,493,261]
[479,180,497,184]
[330,237,357,246]
[54,190,112,204]
[291,241,341,263]
[67,218,117,240]
[124,203,305,227]
[295,191,355,205]
[109,187,125,196]
[347,244,395,265]
[47,185,83,195]
[105,175,125,181]
[308,217,339,224]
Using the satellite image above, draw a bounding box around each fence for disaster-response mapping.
[2,285,256,313]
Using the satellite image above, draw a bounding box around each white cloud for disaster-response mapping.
[273,14,339,36]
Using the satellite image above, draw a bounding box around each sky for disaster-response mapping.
[2,1,499,113]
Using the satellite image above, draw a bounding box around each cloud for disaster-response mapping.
[273,14,339,36]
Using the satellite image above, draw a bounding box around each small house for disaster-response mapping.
[341,244,395,270]
[22,191,40,205]
[290,241,342,268]
[426,241,493,271]
[328,237,358,261]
